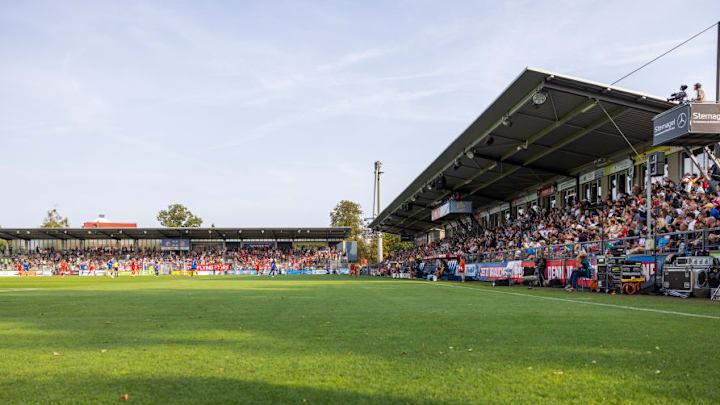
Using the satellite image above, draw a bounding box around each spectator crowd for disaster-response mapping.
[0,245,346,274]
[383,174,720,268]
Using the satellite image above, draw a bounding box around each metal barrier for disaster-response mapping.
[394,227,720,267]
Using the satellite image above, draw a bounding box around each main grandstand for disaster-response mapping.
[370,67,720,295]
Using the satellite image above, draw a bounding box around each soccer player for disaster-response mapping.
[107,258,114,277]
[130,259,137,277]
[60,259,68,277]
[113,259,119,278]
[89,261,95,276]
[190,258,197,277]
[459,257,466,283]
[154,261,160,277]
[270,260,277,277]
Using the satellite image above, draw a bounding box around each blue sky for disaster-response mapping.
[1,1,719,227]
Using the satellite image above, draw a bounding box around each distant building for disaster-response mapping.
[81,214,137,229]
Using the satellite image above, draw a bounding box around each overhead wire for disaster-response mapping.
[611,22,718,86]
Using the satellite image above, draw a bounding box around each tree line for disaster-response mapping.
[329,200,411,262]
[4,201,408,262]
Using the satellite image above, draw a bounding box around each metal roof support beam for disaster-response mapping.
[500,99,596,161]
[514,111,630,140]
[542,82,666,114]
[452,99,596,193]
[470,152,572,177]
[389,82,545,228]
[463,107,630,197]
[0,231,18,240]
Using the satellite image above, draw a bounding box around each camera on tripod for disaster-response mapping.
[667,84,688,103]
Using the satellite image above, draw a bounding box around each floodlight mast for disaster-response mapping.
[372,161,383,264]
[716,21,719,102]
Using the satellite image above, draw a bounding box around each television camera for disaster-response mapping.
[667,84,688,104]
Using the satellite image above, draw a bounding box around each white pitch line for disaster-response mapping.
[0,288,38,292]
[413,281,720,320]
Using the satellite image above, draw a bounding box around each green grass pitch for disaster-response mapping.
[1,276,719,404]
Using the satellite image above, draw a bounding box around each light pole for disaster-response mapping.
[372,161,383,264]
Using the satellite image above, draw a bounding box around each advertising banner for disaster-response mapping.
[689,103,720,133]
[476,263,509,281]
[538,184,557,198]
[654,103,720,146]
[293,241,327,249]
[242,241,275,247]
[161,239,190,251]
[190,264,231,271]
[431,201,472,221]
[627,255,658,279]
[579,169,604,184]
[603,159,633,176]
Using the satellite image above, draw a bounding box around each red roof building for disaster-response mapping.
[82,214,137,229]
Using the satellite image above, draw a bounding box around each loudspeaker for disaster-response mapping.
[693,268,710,298]
[708,268,720,289]
[435,175,447,190]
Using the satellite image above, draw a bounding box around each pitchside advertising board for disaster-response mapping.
[653,103,720,146]
[431,201,472,221]
[451,256,661,283]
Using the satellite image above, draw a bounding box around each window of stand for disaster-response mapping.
[582,180,601,203]
[563,188,576,207]
[540,195,555,211]
[610,170,633,200]
[682,146,716,179]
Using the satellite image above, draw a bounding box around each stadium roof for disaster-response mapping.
[0,227,351,241]
[370,67,675,235]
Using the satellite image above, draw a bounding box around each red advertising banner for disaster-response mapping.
[538,184,557,198]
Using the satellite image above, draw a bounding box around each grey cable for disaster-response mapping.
[611,22,718,86]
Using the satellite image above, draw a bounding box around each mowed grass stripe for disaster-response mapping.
[0,276,718,404]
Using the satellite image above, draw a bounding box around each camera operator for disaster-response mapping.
[692,83,706,102]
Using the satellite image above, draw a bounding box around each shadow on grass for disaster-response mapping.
[5,374,434,405]
[2,281,720,404]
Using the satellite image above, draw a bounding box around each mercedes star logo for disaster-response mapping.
[677,112,688,129]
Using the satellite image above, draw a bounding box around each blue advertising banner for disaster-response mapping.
[431,201,472,221]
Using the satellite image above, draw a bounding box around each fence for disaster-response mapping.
[461,227,720,263]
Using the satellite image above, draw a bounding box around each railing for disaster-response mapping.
[461,227,720,263]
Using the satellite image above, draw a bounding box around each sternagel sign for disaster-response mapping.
[653,103,720,146]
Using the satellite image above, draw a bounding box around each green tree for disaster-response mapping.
[330,200,364,239]
[157,204,203,227]
[370,232,413,262]
[41,208,70,228]
[330,200,370,261]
